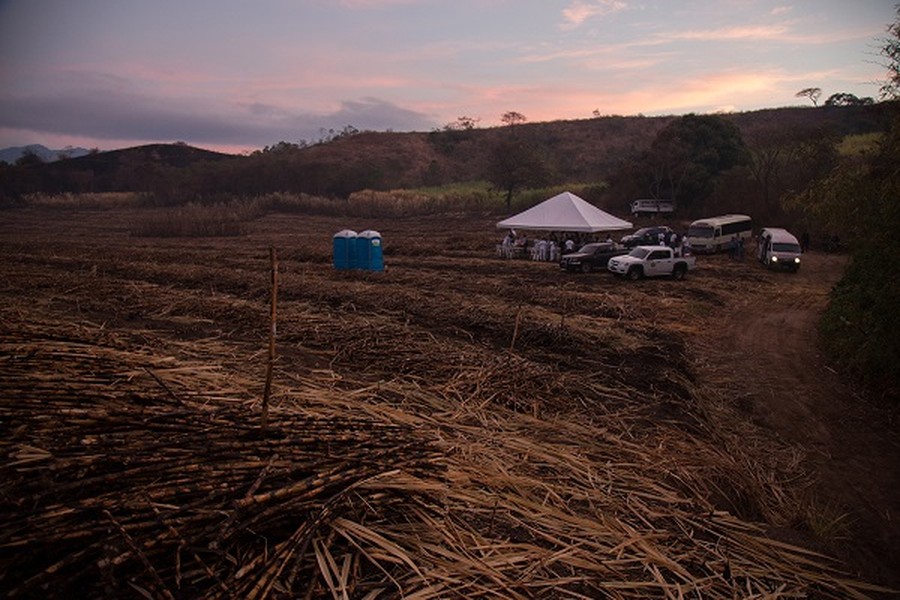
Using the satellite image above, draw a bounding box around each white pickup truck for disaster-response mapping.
[607,246,697,280]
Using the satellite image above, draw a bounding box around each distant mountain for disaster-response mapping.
[50,143,239,173]
[0,144,91,165]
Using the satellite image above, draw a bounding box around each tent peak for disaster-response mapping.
[497,191,633,233]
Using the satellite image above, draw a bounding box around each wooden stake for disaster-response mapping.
[262,246,278,431]
[509,305,522,353]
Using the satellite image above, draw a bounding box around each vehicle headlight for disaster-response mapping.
[794,257,800,264]
[771,256,779,262]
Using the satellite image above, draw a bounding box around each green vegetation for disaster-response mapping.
[2,105,892,215]
[790,8,900,403]
[837,132,883,157]
[793,113,900,401]
[613,114,749,213]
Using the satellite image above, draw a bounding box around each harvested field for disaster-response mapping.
[1,207,897,598]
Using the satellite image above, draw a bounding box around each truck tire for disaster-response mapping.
[581,262,593,273]
[626,266,643,281]
[672,264,687,280]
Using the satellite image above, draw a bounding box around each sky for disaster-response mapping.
[0,0,895,154]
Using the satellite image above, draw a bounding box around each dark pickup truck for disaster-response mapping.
[560,242,629,273]
[619,226,674,249]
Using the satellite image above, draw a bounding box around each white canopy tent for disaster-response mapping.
[496,191,633,233]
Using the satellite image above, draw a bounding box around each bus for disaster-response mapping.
[686,214,753,253]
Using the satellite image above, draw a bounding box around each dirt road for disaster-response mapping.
[694,251,900,587]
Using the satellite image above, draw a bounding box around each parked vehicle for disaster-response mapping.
[607,246,697,280]
[619,226,674,249]
[560,242,628,273]
[757,227,802,271]
[686,214,752,253]
[630,198,675,216]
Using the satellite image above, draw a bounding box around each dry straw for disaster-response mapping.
[1,308,890,599]
[0,210,892,598]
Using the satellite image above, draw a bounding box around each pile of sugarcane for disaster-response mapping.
[2,383,442,599]
[2,318,891,600]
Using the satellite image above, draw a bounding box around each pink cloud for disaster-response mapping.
[337,0,420,7]
[560,1,629,30]
[419,68,801,127]
[663,24,793,42]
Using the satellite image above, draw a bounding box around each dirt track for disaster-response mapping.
[692,251,900,587]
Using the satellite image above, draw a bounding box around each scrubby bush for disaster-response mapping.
[793,109,900,403]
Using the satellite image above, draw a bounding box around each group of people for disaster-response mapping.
[499,230,612,261]
[499,228,694,261]
[657,229,692,257]
[727,235,745,260]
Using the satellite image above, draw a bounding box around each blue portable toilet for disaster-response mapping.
[357,230,384,271]
[332,229,357,270]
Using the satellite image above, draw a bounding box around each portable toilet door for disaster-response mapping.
[354,231,370,270]
[358,230,384,271]
[332,229,357,270]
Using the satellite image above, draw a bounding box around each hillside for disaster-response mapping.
[1,103,893,201]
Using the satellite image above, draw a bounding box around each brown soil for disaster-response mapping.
[2,205,898,594]
[690,250,900,588]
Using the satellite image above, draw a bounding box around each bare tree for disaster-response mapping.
[879,6,900,100]
[795,87,822,106]
[445,116,480,131]
[500,111,527,126]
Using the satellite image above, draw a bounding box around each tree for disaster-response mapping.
[746,125,839,218]
[261,141,302,154]
[486,140,550,212]
[790,117,900,401]
[824,92,874,107]
[795,87,822,107]
[500,111,527,126]
[787,11,900,401]
[879,5,900,100]
[15,149,44,167]
[444,116,480,131]
[628,114,748,211]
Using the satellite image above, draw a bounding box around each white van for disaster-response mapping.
[631,198,674,216]
[757,227,802,272]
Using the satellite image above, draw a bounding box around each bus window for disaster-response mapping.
[688,224,713,238]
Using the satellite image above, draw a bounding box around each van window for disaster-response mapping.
[772,242,801,253]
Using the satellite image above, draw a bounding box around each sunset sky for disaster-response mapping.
[0,0,894,154]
